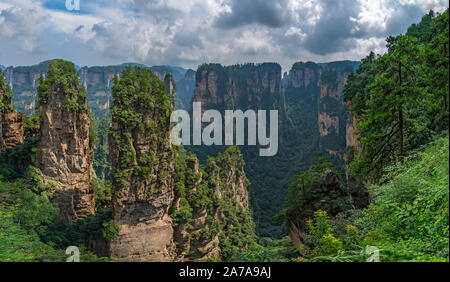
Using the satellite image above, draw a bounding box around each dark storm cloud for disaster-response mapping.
[133,0,182,24]
[1,0,448,70]
[299,0,362,55]
[215,0,291,29]
[173,30,204,49]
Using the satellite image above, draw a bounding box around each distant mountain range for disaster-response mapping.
[1,60,196,117]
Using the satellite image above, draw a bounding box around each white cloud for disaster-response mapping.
[0,0,448,70]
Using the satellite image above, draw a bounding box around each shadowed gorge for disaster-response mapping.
[188,60,360,237]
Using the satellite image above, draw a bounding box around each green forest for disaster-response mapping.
[0,10,448,262]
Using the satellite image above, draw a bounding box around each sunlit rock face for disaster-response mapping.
[35,60,95,223]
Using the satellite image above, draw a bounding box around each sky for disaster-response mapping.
[0,0,448,71]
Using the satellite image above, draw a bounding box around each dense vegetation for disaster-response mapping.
[275,135,448,262]
[0,9,447,263]
[344,10,449,180]
[0,62,111,261]
[256,10,449,262]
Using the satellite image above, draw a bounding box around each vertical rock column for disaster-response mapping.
[35,60,95,223]
[0,69,24,151]
[164,73,177,109]
[108,67,176,261]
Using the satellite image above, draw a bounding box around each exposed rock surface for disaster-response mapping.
[0,70,25,150]
[1,112,25,149]
[345,101,361,154]
[193,63,282,111]
[176,69,196,110]
[172,148,255,261]
[7,61,194,117]
[107,67,176,261]
[35,60,95,223]
[164,73,177,109]
[345,101,369,209]
[191,61,360,237]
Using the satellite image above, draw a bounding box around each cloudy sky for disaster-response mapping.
[0,0,448,71]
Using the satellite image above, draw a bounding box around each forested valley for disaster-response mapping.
[0,9,448,262]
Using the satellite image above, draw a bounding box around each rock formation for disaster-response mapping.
[108,67,177,261]
[176,69,196,110]
[7,61,194,118]
[193,63,282,111]
[4,61,49,115]
[0,69,25,150]
[190,61,360,237]
[172,147,255,261]
[35,60,95,223]
[345,101,369,209]
[164,73,177,109]
[318,68,353,157]
[106,66,256,261]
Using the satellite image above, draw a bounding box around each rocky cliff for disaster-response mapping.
[172,147,256,261]
[4,61,50,114]
[107,67,177,261]
[35,60,95,223]
[164,73,177,109]
[345,101,361,155]
[6,61,194,118]
[318,67,354,158]
[106,66,256,261]
[0,69,24,151]
[193,63,282,111]
[176,69,196,110]
[190,61,359,237]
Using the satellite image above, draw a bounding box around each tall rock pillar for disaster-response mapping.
[0,69,24,151]
[108,67,176,261]
[35,60,95,223]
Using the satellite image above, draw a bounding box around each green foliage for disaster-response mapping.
[170,146,258,261]
[231,237,298,262]
[294,136,449,262]
[345,10,449,181]
[407,11,434,42]
[101,219,120,240]
[275,156,351,232]
[0,137,39,180]
[0,179,63,262]
[91,116,112,181]
[37,59,88,113]
[110,66,172,189]
[359,135,449,261]
[0,69,15,113]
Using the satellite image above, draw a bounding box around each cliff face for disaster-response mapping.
[345,101,361,155]
[79,66,121,118]
[176,69,196,110]
[35,60,95,223]
[108,67,176,261]
[164,73,177,109]
[106,67,256,261]
[288,62,322,89]
[193,63,282,111]
[1,113,24,149]
[7,61,193,118]
[4,61,50,114]
[190,61,360,237]
[0,70,24,150]
[172,148,256,262]
[318,68,353,157]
